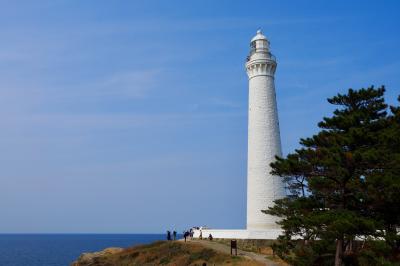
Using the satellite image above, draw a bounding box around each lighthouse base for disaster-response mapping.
[192,229,283,240]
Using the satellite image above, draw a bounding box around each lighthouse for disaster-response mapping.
[192,30,285,239]
[245,30,285,230]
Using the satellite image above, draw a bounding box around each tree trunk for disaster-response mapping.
[335,239,343,266]
[348,239,353,254]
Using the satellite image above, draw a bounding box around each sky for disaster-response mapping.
[0,0,399,233]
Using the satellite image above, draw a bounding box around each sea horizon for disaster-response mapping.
[0,232,167,235]
[0,233,173,266]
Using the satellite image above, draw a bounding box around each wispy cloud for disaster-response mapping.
[59,69,162,101]
[208,97,242,108]
[280,56,353,69]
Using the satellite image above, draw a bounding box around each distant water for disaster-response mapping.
[0,234,170,266]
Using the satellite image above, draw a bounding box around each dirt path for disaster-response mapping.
[182,239,281,266]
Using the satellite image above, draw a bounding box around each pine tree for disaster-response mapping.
[264,86,400,265]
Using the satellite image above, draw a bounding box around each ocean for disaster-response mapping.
[0,234,169,266]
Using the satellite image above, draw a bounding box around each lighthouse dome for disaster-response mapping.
[251,29,268,42]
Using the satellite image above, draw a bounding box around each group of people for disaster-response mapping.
[166,229,195,242]
[183,228,195,242]
[166,227,213,242]
[166,230,177,241]
[198,231,213,241]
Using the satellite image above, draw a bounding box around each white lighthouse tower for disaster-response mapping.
[192,30,285,239]
[245,30,285,230]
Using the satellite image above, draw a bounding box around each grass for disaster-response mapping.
[72,240,264,266]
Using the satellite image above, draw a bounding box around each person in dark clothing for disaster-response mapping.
[189,228,193,239]
[208,234,213,241]
[167,230,171,241]
[173,230,177,240]
[184,231,189,242]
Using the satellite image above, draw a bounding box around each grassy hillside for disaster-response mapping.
[71,240,264,266]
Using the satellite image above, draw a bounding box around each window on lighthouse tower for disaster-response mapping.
[250,41,256,55]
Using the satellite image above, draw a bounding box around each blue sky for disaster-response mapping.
[1,0,399,233]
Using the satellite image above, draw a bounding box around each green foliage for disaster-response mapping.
[159,256,171,264]
[188,248,216,263]
[265,86,400,265]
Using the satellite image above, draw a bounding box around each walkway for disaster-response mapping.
[183,239,282,266]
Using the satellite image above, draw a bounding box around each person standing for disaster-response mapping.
[173,230,177,240]
[167,230,171,241]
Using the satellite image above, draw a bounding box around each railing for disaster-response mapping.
[246,50,276,62]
